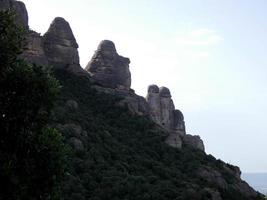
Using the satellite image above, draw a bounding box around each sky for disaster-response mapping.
[22,0,267,172]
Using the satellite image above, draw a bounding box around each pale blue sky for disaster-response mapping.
[23,0,267,172]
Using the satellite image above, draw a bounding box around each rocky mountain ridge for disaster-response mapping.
[10,1,204,151]
[1,1,264,199]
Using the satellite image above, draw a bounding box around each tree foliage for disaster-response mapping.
[0,9,25,79]
[0,10,68,200]
[53,69,264,200]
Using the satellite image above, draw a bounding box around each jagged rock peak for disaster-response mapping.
[146,85,175,128]
[45,17,78,48]
[148,84,159,93]
[97,40,117,56]
[43,17,80,67]
[0,0,28,28]
[159,86,171,97]
[86,40,131,90]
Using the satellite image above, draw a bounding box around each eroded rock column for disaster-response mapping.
[43,17,80,67]
[86,40,131,90]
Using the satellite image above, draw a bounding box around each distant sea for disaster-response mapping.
[242,173,267,195]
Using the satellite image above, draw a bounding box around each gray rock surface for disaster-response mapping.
[159,86,175,130]
[43,17,80,67]
[146,85,161,124]
[173,109,186,133]
[21,31,48,66]
[86,40,131,90]
[182,134,205,151]
[146,85,186,133]
[165,131,182,148]
[0,0,28,28]
[146,85,186,148]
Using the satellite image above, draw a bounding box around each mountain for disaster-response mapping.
[1,1,265,199]
[242,173,267,195]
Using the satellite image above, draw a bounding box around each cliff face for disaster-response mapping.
[1,1,264,199]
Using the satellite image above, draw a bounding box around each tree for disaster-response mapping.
[0,9,24,79]
[0,10,68,200]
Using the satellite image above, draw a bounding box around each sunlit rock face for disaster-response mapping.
[43,17,80,67]
[146,85,185,133]
[146,85,187,149]
[0,0,28,28]
[86,40,131,90]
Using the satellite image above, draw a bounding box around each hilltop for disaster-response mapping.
[0,1,264,199]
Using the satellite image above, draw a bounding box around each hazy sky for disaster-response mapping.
[22,0,267,172]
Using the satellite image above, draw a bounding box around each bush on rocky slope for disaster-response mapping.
[52,69,264,200]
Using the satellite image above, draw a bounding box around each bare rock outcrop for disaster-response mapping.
[43,17,80,68]
[86,40,131,90]
[86,40,148,115]
[0,0,28,28]
[22,16,85,75]
[182,134,205,151]
[21,31,48,66]
[146,85,186,148]
[146,85,186,133]
[146,84,206,150]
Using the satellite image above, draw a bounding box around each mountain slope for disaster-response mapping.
[1,1,263,199]
[51,69,263,200]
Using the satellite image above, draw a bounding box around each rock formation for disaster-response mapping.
[86,40,131,90]
[0,0,28,28]
[43,17,80,68]
[22,31,48,66]
[0,0,84,74]
[146,84,205,150]
[146,85,185,133]
[1,2,263,199]
[86,40,149,115]
[182,134,205,151]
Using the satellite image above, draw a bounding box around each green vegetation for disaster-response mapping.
[52,69,264,200]
[0,8,264,200]
[0,10,68,200]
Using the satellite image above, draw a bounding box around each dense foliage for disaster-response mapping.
[53,69,264,200]
[0,10,24,79]
[0,10,68,200]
